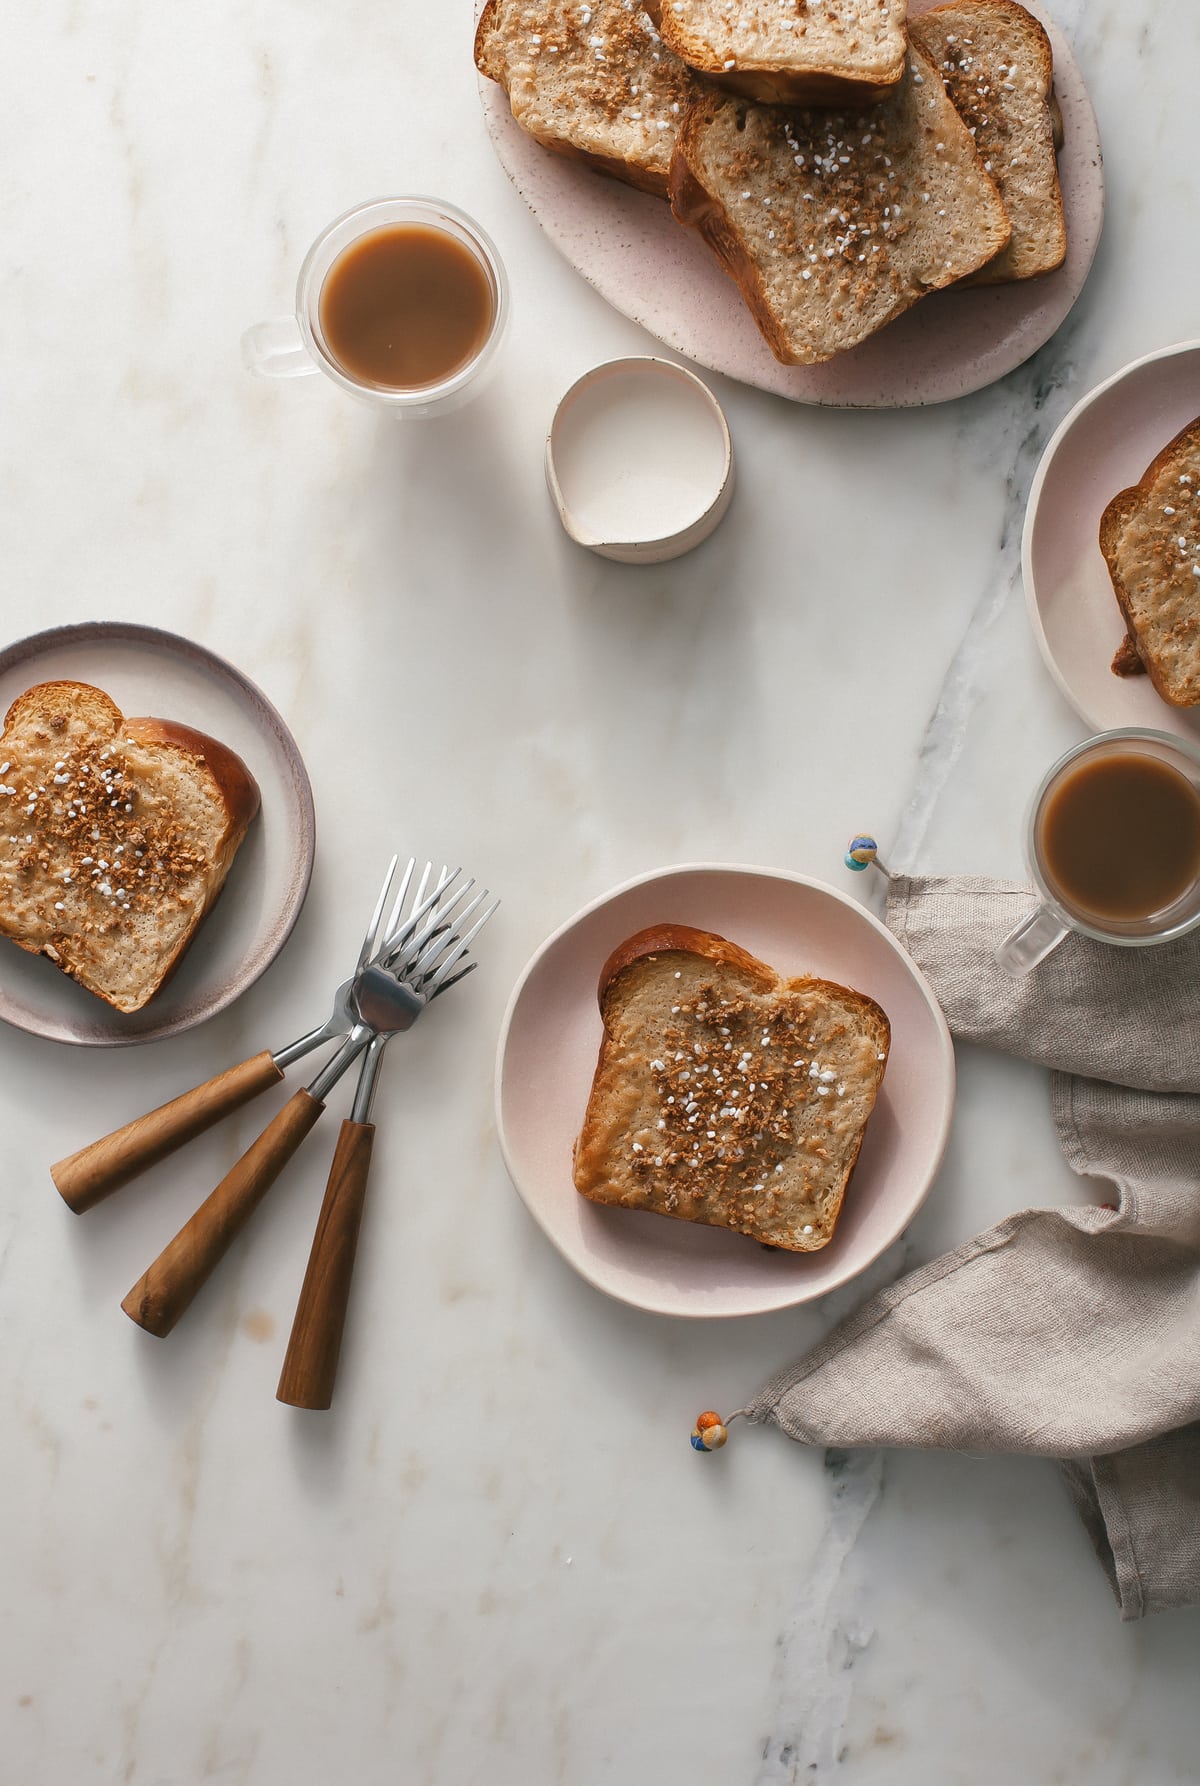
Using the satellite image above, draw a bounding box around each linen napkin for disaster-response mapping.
[742,875,1200,1620]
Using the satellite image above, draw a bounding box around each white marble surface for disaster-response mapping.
[2,3,1198,1782]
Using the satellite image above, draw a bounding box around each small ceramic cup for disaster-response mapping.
[241,196,509,418]
[995,727,1200,977]
[546,358,733,562]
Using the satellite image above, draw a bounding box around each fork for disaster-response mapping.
[276,892,498,1410]
[50,856,454,1213]
[119,861,496,1339]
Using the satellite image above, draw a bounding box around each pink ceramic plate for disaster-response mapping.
[478,0,1103,408]
[495,864,954,1317]
[1024,340,1200,743]
[0,622,315,1047]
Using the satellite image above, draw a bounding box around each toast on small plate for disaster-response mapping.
[0,681,260,1012]
[573,924,890,1251]
[1100,416,1200,707]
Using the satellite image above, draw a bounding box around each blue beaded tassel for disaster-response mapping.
[844,834,892,878]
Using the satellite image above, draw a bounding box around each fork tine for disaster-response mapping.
[378,866,463,963]
[379,856,417,953]
[430,958,477,999]
[388,866,458,961]
[357,855,401,974]
[403,879,477,970]
[409,885,487,977]
[421,897,499,993]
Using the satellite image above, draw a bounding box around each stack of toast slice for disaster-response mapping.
[477,0,1068,364]
[909,0,1065,286]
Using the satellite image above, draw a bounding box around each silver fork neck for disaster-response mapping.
[350,1033,391,1126]
[306,1029,371,1105]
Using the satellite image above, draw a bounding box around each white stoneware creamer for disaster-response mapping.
[546,358,733,562]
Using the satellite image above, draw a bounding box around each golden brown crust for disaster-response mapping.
[4,679,122,735]
[597,921,778,1004]
[683,66,903,106]
[1101,488,1159,689]
[124,717,261,844]
[1110,632,1148,679]
[513,128,673,198]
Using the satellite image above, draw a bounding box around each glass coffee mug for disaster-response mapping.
[241,197,509,417]
[995,728,1200,976]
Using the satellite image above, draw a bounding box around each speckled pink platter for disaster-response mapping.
[0,623,315,1047]
[478,0,1103,408]
[495,865,954,1318]
[1024,340,1200,742]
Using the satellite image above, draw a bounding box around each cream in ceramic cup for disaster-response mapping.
[241,197,508,418]
[995,728,1200,976]
[546,358,733,562]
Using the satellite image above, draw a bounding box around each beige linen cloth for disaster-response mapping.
[744,876,1200,1620]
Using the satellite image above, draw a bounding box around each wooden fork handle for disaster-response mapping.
[51,1051,285,1213]
[121,1089,324,1338]
[276,1119,375,1411]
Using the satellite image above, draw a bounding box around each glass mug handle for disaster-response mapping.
[240,316,314,379]
[994,902,1070,978]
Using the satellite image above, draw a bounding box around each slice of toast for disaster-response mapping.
[0,681,260,1012]
[572,924,890,1252]
[1100,417,1200,707]
[909,0,1066,285]
[475,0,707,198]
[645,0,908,106]
[668,48,1011,364]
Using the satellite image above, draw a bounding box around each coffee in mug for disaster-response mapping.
[995,728,1200,977]
[318,225,496,391]
[242,197,508,417]
[1037,747,1200,925]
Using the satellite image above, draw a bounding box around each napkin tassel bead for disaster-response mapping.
[690,1408,748,1452]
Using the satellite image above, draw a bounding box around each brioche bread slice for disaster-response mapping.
[668,49,1011,364]
[909,0,1066,285]
[475,0,707,198]
[0,681,260,1012]
[572,925,890,1252]
[1100,417,1200,707]
[645,0,908,106]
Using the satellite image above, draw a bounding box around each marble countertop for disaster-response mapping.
[3,3,1198,1781]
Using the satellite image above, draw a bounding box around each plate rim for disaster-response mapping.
[0,618,316,1047]
[493,860,956,1318]
[1021,336,1200,731]
[477,0,1104,409]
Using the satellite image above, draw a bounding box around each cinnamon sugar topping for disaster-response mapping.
[630,982,816,1207]
[3,738,208,931]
